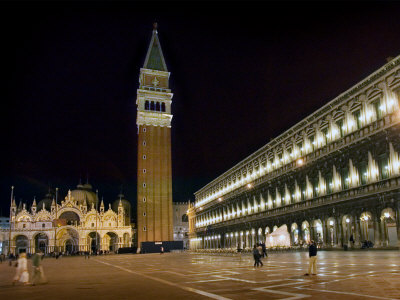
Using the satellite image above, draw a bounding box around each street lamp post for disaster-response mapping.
[8,186,14,255]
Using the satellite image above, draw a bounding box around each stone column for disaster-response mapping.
[396,206,400,247]
[373,216,382,248]
[289,228,294,246]
[381,218,388,247]
[322,219,328,248]
[354,217,361,248]
[336,218,342,247]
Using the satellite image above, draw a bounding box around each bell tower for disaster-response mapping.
[136,23,173,248]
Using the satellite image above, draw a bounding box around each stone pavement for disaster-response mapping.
[0,250,399,299]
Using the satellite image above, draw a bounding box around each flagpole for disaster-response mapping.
[8,186,14,255]
[54,187,58,254]
[96,189,98,254]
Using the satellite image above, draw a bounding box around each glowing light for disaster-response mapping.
[296,158,304,166]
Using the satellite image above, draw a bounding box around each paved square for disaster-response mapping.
[0,251,399,299]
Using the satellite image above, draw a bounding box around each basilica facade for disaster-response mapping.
[2,183,132,255]
[188,55,400,250]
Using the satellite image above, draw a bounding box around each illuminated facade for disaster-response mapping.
[189,55,400,250]
[136,24,173,248]
[1,184,132,255]
[173,202,189,249]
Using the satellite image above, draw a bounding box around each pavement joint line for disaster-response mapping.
[294,286,399,300]
[211,275,257,283]
[93,259,232,300]
[252,281,311,299]
[186,278,228,283]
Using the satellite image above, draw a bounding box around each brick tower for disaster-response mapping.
[136,23,173,248]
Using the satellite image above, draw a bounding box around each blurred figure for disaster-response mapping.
[31,250,47,285]
[252,245,263,267]
[13,252,29,285]
[261,242,267,258]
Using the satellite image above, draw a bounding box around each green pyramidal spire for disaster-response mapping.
[143,23,168,71]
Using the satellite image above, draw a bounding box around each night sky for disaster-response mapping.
[2,1,400,219]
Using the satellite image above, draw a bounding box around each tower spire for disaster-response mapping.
[143,23,168,71]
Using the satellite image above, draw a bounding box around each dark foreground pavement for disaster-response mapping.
[1,251,399,299]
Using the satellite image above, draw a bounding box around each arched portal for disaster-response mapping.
[257,228,264,244]
[57,227,79,254]
[327,217,336,247]
[291,223,299,245]
[88,232,101,253]
[302,221,310,243]
[65,239,76,254]
[342,215,353,245]
[34,233,49,254]
[313,219,323,245]
[360,212,373,242]
[381,208,398,247]
[15,235,29,254]
[105,232,119,252]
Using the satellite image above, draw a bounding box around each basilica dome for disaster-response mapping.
[37,191,54,211]
[70,182,98,208]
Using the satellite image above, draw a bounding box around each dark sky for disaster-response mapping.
[2,1,400,218]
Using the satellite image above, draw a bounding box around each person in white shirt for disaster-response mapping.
[13,252,29,285]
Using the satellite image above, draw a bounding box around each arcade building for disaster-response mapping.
[188,55,400,250]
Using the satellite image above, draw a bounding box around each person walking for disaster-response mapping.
[304,240,317,275]
[160,246,164,254]
[261,242,267,258]
[13,252,29,285]
[253,245,262,267]
[257,243,264,267]
[31,250,47,285]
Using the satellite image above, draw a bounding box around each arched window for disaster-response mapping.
[161,103,166,112]
[150,101,155,111]
[156,102,160,111]
[182,214,188,222]
[145,101,149,110]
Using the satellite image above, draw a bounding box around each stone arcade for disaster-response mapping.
[188,55,400,251]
